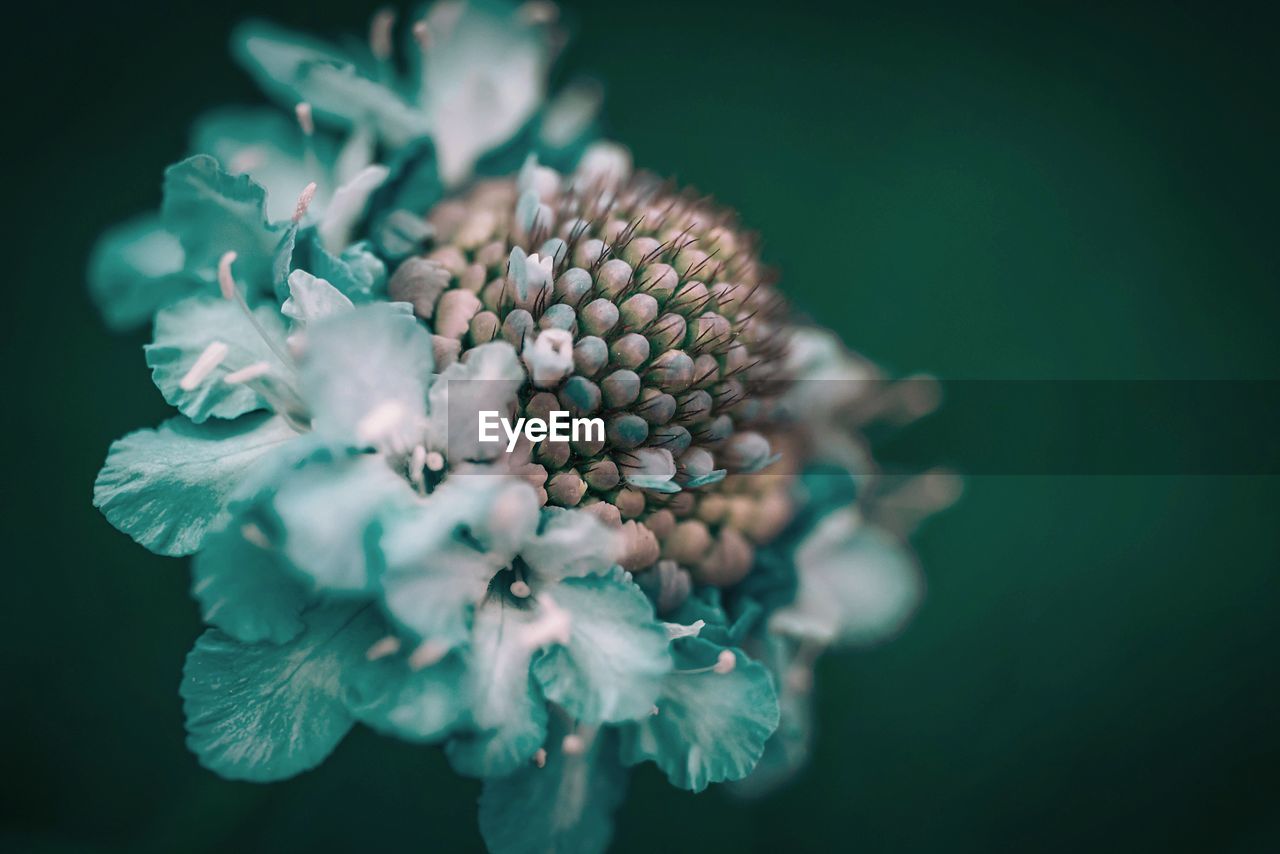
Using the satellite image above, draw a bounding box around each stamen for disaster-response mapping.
[425,451,445,472]
[240,523,271,549]
[650,705,659,716]
[179,341,229,390]
[662,619,704,640]
[217,251,297,370]
[223,361,271,385]
[713,650,736,674]
[785,665,813,693]
[218,251,240,300]
[369,8,396,61]
[518,1,559,25]
[409,445,427,491]
[560,733,585,755]
[292,181,318,223]
[533,747,547,768]
[294,102,315,137]
[412,20,432,49]
[510,580,532,599]
[366,635,402,661]
[409,640,448,670]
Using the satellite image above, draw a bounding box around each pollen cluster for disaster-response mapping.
[389,165,799,598]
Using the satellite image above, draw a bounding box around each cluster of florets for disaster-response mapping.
[88,4,950,853]
[388,163,801,607]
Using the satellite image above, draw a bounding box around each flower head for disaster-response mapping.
[91,4,952,852]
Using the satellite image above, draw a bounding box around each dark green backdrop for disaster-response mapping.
[6,1,1277,851]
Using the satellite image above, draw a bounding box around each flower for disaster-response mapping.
[91,4,953,852]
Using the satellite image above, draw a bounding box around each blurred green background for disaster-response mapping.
[5,0,1277,851]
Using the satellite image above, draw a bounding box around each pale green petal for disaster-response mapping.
[281,269,354,325]
[532,572,670,724]
[232,21,429,147]
[145,295,288,423]
[272,455,418,592]
[190,106,336,223]
[768,509,922,647]
[289,231,389,303]
[368,137,444,236]
[181,602,382,782]
[620,637,779,792]
[317,164,390,251]
[668,587,759,647]
[426,340,525,460]
[479,720,627,854]
[418,0,550,183]
[87,213,202,330]
[727,635,813,798]
[94,414,300,556]
[191,519,309,644]
[520,508,618,583]
[299,303,433,449]
[446,601,548,778]
[379,478,538,646]
[162,155,285,290]
[348,650,467,743]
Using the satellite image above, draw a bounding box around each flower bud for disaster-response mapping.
[601,369,641,408]
[649,313,686,351]
[547,469,587,506]
[559,375,601,416]
[580,298,619,336]
[646,349,694,392]
[583,458,620,491]
[539,303,576,331]
[606,413,649,448]
[573,335,609,377]
[635,388,676,425]
[609,333,650,369]
[595,259,632,299]
[436,289,481,338]
[619,293,658,331]
[554,267,593,304]
[389,257,450,319]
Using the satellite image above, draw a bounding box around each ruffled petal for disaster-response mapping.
[162,155,285,290]
[445,601,548,778]
[145,294,289,423]
[87,213,201,330]
[478,720,627,854]
[280,269,354,325]
[191,518,309,644]
[232,20,430,147]
[289,231,389,303]
[317,164,390,251]
[379,477,538,647]
[94,413,300,556]
[520,507,619,583]
[180,601,382,781]
[299,303,433,451]
[347,649,468,743]
[619,637,779,792]
[190,106,335,223]
[768,509,922,647]
[727,635,814,798]
[532,571,670,724]
[271,455,418,592]
[417,0,552,184]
